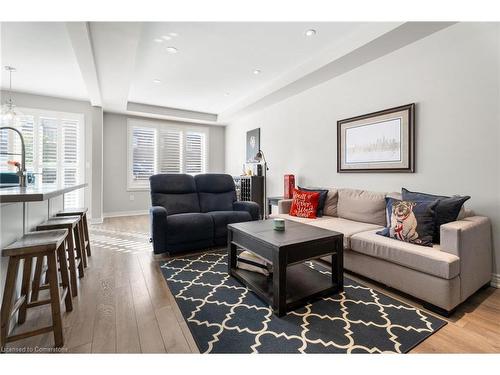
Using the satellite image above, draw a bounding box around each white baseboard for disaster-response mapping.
[491,273,500,288]
[103,210,149,219]
[89,217,103,225]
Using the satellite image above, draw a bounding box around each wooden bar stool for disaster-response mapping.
[56,208,91,259]
[1,229,72,349]
[35,216,85,298]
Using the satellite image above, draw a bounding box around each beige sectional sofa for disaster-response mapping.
[272,188,492,315]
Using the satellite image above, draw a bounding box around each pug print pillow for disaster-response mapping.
[377,198,439,247]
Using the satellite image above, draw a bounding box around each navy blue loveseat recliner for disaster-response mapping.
[149,173,260,254]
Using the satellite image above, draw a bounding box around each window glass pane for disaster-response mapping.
[40,117,58,164]
[158,129,181,173]
[42,167,57,184]
[0,129,9,172]
[62,120,78,164]
[132,127,156,180]
[185,132,205,174]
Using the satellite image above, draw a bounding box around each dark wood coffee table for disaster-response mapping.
[227,219,343,317]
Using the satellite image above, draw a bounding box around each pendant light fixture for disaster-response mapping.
[1,66,23,126]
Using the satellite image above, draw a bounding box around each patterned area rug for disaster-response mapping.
[160,251,446,353]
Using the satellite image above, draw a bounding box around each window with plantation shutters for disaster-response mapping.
[61,119,81,208]
[185,131,205,174]
[128,119,208,190]
[0,108,84,208]
[131,126,156,182]
[158,129,182,173]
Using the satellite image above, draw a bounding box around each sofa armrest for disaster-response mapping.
[150,206,168,254]
[278,199,293,214]
[440,216,492,300]
[233,201,260,220]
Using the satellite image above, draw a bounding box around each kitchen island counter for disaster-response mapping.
[0,183,87,203]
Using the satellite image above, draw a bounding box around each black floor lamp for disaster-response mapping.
[254,149,269,218]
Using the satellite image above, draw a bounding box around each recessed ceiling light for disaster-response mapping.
[161,35,171,41]
[305,29,317,37]
[154,38,163,43]
[166,46,178,54]
[153,79,161,84]
[169,32,179,37]
[253,69,261,75]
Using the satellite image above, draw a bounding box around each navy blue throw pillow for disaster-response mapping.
[377,198,438,247]
[402,188,470,243]
[297,186,329,217]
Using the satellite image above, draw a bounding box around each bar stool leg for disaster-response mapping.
[1,257,20,349]
[46,251,64,347]
[73,226,85,279]
[83,213,91,257]
[56,243,73,313]
[18,257,33,324]
[65,235,78,297]
[31,256,43,303]
[76,221,88,268]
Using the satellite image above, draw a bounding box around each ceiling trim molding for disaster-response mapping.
[66,22,102,106]
[127,101,218,123]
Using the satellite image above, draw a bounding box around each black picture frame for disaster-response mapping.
[337,103,415,173]
[246,128,260,162]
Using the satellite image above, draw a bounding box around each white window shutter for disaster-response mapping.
[0,127,10,172]
[39,117,58,184]
[132,127,156,181]
[158,129,182,173]
[185,131,205,174]
[62,119,80,208]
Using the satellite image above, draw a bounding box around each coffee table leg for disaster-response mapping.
[273,252,287,317]
[227,232,237,274]
[332,238,344,292]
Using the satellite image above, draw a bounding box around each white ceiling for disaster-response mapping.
[0,22,453,123]
[0,22,88,101]
[129,22,365,114]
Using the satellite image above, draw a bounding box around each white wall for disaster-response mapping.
[225,23,500,276]
[102,112,226,216]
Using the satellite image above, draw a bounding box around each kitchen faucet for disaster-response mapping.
[0,126,27,187]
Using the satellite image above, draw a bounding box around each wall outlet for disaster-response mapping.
[129,194,135,201]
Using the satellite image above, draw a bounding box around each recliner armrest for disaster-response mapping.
[150,206,168,254]
[440,216,492,300]
[233,201,260,220]
[278,199,293,214]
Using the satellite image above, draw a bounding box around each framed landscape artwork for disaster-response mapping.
[337,103,415,173]
[246,128,260,162]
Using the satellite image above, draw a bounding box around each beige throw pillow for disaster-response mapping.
[337,188,387,226]
[323,188,338,217]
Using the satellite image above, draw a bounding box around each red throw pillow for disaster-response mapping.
[289,188,320,219]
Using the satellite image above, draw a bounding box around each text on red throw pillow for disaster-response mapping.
[289,188,320,219]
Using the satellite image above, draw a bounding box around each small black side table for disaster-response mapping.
[267,196,284,216]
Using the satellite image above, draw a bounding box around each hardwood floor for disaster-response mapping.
[4,215,499,353]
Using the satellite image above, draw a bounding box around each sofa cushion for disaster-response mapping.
[323,188,338,217]
[337,188,387,226]
[150,174,200,215]
[207,210,253,238]
[272,214,382,248]
[350,230,460,279]
[166,213,214,244]
[195,174,237,212]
